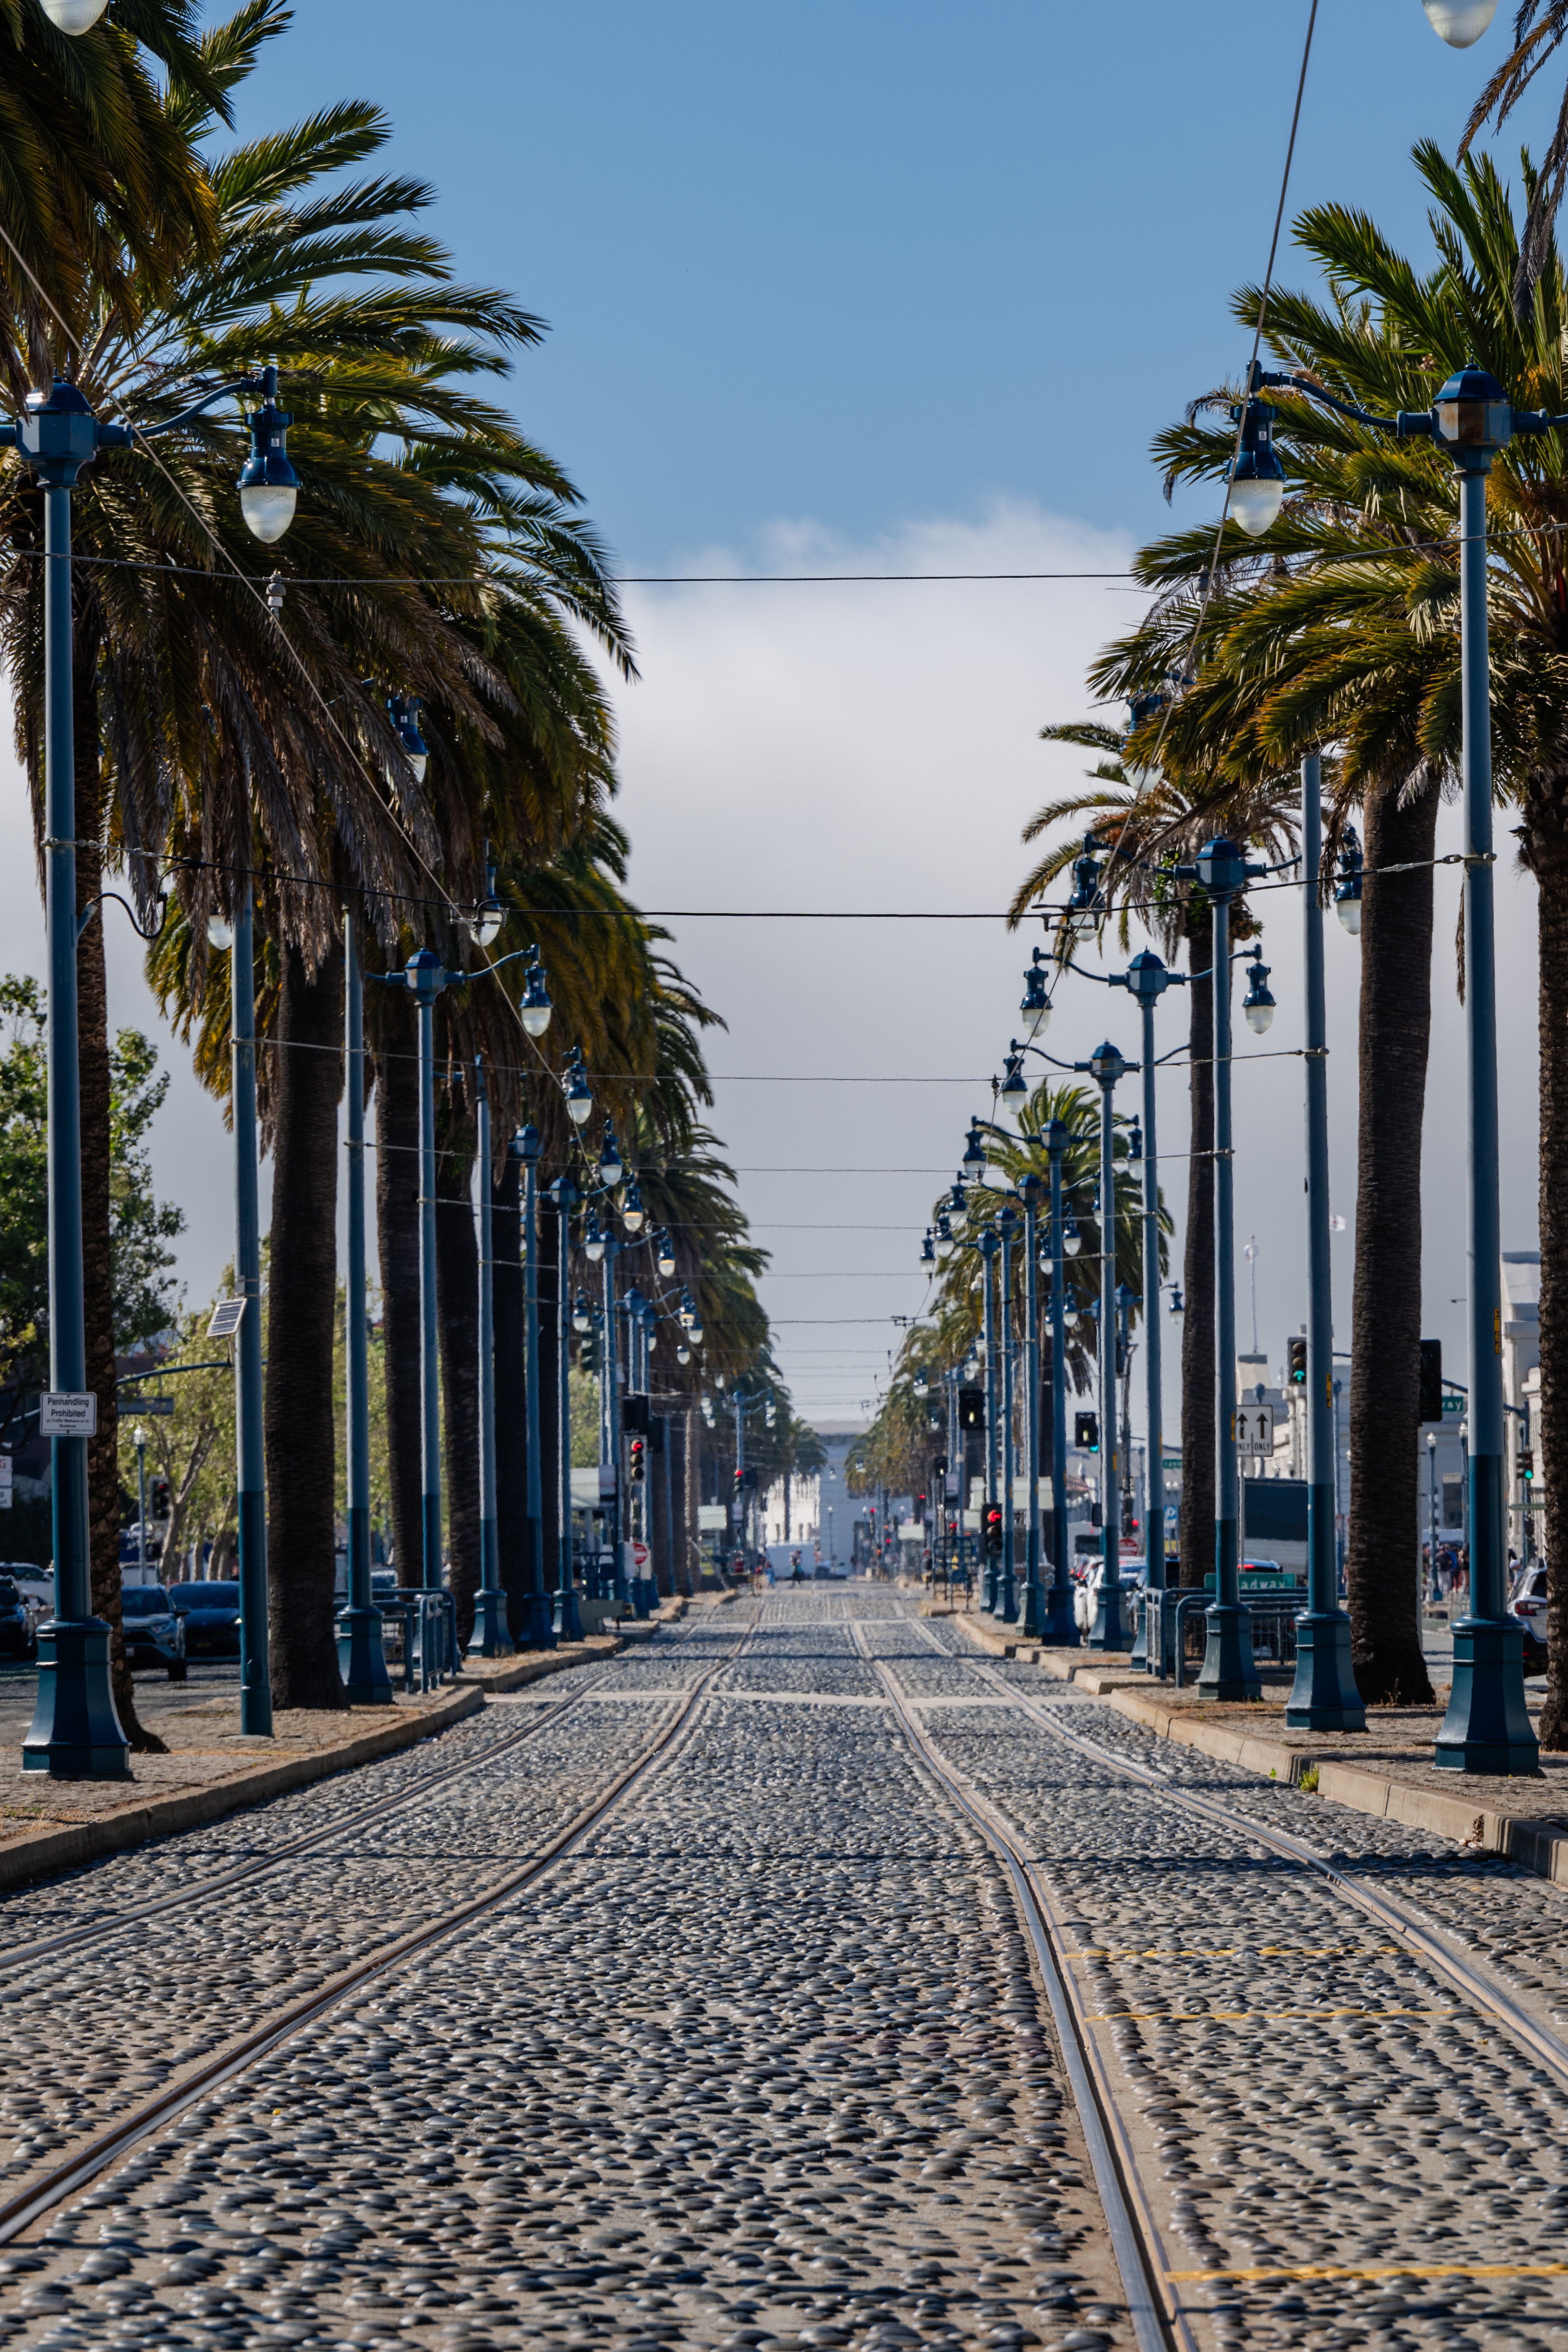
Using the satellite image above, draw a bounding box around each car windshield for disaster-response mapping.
[169,1584,240,1609]
[121,1587,169,1615]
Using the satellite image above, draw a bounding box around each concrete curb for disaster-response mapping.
[0,1602,695,1896]
[950,1607,1568,1883]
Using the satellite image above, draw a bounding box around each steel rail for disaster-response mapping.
[909,1619,1568,2097]
[845,1619,1183,2352]
[0,1637,696,1975]
[0,1613,757,2247]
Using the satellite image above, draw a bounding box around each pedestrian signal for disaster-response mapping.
[958,1388,985,1431]
[1288,1337,1307,1386]
[1075,1412,1099,1452]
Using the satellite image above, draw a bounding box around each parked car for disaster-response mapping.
[168,1581,242,1658]
[120,1583,187,1679]
[1511,1563,1548,1673]
[0,1575,35,1660]
[0,1566,50,1635]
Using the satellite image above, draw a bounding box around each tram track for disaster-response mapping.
[905,1620,1568,2094]
[0,1610,758,2250]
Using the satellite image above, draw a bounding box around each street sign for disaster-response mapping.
[697,1504,727,1531]
[1234,1402,1274,1455]
[0,1456,12,1511]
[40,1392,97,1437]
[630,1539,649,1571]
[208,1298,246,1338]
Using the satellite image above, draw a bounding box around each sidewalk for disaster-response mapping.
[945,1605,1568,1883]
[0,1594,698,1893]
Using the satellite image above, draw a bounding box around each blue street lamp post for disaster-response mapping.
[638,1299,661,1611]
[230,880,272,1733]
[1086,1043,1131,1651]
[979,1226,1001,1611]
[1177,840,1262,1700]
[403,952,450,1674]
[551,1176,585,1641]
[15,362,296,1773]
[1017,1174,1046,1640]
[1234,354,1556,1761]
[601,1240,628,1611]
[996,1203,1020,1623]
[516,1126,555,1649]
[1288,755,1364,1729]
[1110,951,1183,1674]
[1041,1119,1079,1646]
[469,1060,512,1657]
[338,913,392,1701]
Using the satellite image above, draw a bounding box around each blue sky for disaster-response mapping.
[2,0,1542,1441]
[229,1,1552,570]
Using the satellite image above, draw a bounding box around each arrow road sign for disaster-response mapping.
[1235,1402,1274,1455]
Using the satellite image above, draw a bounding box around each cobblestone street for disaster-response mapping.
[2,1595,1565,2352]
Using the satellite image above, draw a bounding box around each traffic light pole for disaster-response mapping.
[1287,753,1363,1728]
[1041,1120,1079,1645]
[1086,1043,1129,1650]
[551,1177,584,1641]
[996,1204,1019,1623]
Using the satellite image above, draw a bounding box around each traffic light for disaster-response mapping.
[1288,1336,1307,1386]
[151,1476,170,1518]
[958,1388,985,1431]
[629,1437,646,1484]
[1520,1450,1535,1482]
[984,1505,1003,1557]
[622,1393,650,1435]
[1075,1411,1099,1452]
[1418,1339,1443,1426]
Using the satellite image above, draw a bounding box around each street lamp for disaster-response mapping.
[1017,1175,1047,1641]
[623,1183,647,1236]
[599,1123,625,1188]
[386,693,428,788]
[551,1175,585,1640]
[1242,952,1276,1035]
[978,1226,1001,1611]
[1236,352,1540,1768]
[512,1124,555,1649]
[1020,948,1053,1040]
[1083,1041,1131,1651]
[1227,390,1287,536]
[338,912,392,1702]
[40,0,113,28]
[1038,1119,1080,1646]
[465,853,505,949]
[1287,754,1365,1728]
[1422,0,1499,44]
[995,1201,1020,1623]
[520,959,553,1038]
[401,952,457,1671]
[563,1049,593,1127]
[12,361,298,1775]
[1108,947,1187,1671]
[1174,838,1264,1699]
[468,1059,512,1657]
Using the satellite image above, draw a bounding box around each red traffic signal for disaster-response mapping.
[629,1437,646,1483]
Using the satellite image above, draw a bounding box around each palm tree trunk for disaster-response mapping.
[74,646,161,1751]
[375,990,422,1587]
[1526,803,1568,1744]
[1179,904,1216,1590]
[435,1108,480,1649]
[1346,773,1437,1705]
[491,1146,527,1642]
[264,939,346,1709]
[537,1204,561,1594]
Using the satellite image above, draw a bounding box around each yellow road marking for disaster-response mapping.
[1168,2264,1568,2284]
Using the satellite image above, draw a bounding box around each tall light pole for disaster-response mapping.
[1287,753,1363,1728]
[1177,840,1261,1700]
[1428,1430,1441,1609]
[979,1225,1000,1611]
[1236,354,1546,1766]
[1041,1119,1079,1646]
[6,347,294,1774]
[134,1426,148,1587]
[469,1060,511,1656]
[996,1202,1020,1623]
[1017,1175,1046,1639]
[1110,950,1183,1671]
[403,951,450,1658]
[551,1175,585,1640]
[516,1125,555,1649]
[339,912,391,1701]
[1085,1041,1130,1651]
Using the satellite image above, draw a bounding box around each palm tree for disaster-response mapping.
[1096,142,1568,1710]
[1461,3,1568,310]
[1012,735,1294,1590]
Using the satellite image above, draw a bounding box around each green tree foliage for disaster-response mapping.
[0,975,182,1408]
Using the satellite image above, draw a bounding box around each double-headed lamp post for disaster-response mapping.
[1084,1043,1131,1651]
[13,364,298,1777]
[1230,353,1538,1769]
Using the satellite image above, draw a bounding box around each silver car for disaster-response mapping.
[120,1583,188,1679]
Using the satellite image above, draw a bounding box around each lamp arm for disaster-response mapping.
[132,374,266,443]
